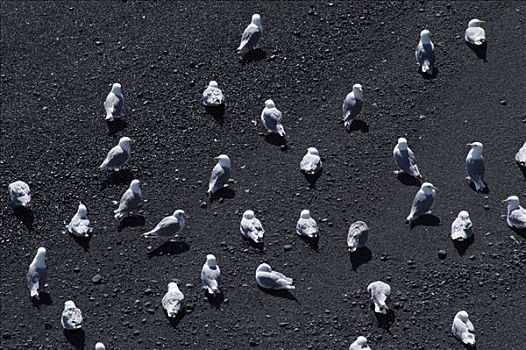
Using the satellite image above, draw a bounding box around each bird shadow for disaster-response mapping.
[517,164,526,180]
[204,104,225,126]
[147,241,190,258]
[257,285,299,303]
[372,308,396,330]
[298,235,319,252]
[31,292,53,307]
[100,169,134,190]
[117,215,145,232]
[12,206,35,230]
[63,329,86,350]
[397,172,421,187]
[71,234,91,251]
[205,290,225,308]
[106,118,128,136]
[241,48,266,63]
[349,246,372,271]
[410,214,440,229]
[165,309,186,328]
[347,120,369,133]
[210,187,236,203]
[468,182,490,194]
[264,133,287,149]
[303,171,322,189]
[511,227,526,239]
[466,41,487,61]
[419,67,439,79]
[453,236,474,256]
[243,237,265,252]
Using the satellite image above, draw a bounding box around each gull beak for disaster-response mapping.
[502,199,508,203]
[479,20,486,23]
[432,186,438,191]
[213,157,219,160]
[466,143,473,147]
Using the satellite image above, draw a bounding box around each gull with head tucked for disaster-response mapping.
[201,81,224,107]
[452,310,475,346]
[61,300,83,330]
[300,148,322,175]
[367,281,391,314]
[503,196,526,229]
[255,263,295,290]
[261,99,285,136]
[465,19,486,45]
[240,210,265,243]
[162,282,185,318]
[8,180,31,207]
[201,254,221,294]
[415,29,435,73]
[66,202,92,237]
[296,209,319,238]
[237,14,263,53]
[451,211,473,241]
[349,336,371,350]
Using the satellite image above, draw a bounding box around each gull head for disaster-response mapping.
[111,83,122,94]
[118,137,132,149]
[421,182,437,193]
[64,300,76,310]
[251,14,262,27]
[34,247,47,267]
[208,81,219,88]
[468,19,485,27]
[467,142,483,157]
[355,336,368,346]
[458,211,470,220]
[167,282,181,292]
[397,137,408,150]
[77,202,88,217]
[264,99,275,109]
[503,195,520,208]
[256,263,272,273]
[95,343,106,350]
[456,310,470,322]
[243,210,255,220]
[173,209,185,219]
[420,29,432,44]
[130,179,141,192]
[307,147,319,156]
[300,209,311,219]
[206,254,217,267]
[213,154,231,167]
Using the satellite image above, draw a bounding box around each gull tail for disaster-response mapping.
[422,61,431,73]
[30,289,40,299]
[473,179,486,192]
[105,113,114,121]
[114,212,124,220]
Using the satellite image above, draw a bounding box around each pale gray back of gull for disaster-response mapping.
[451,211,473,241]
[104,83,124,121]
[114,179,142,219]
[342,84,363,130]
[393,138,422,178]
[406,182,437,223]
[415,30,435,73]
[27,247,47,299]
[296,209,319,238]
[162,282,185,318]
[99,137,131,171]
[143,210,186,239]
[67,202,92,237]
[208,154,231,196]
[465,19,486,45]
[240,210,265,243]
[347,221,369,252]
[466,142,485,192]
[504,196,526,229]
[61,300,83,329]
[452,310,476,346]
[261,99,285,136]
[237,14,262,53]
[8,180,31,207]
[201,254,221,294]
[300,148,322,174]
[349,336,371,350]
[515,141,526,166]
[255,263,295,290]
[201,81,224,107]
[367,281,391,314]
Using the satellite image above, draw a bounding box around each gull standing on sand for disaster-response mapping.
[465,19,486,45]
[347,221,369,252]
[367,281,391,314]
[466,142,486,192]
[143,210,186,240]
[95,343,106,350]
[113,179,142,219]
[66,202,92,237]
[415,30,435,74]
[27,247,47,299]
[342,84,364,131]
[503,196,526,229]
[300,148,322,174]
[452,310,476,346]
[261,99,285,136]
[451,211,473,241]
[237,14,262,53]
[162,282,185,318]
[393,138,422,179]
[61,300,83,330]
[99,137,131,171]
[255,263,295,290]
[201,81,224,107]
[104,83,124,121]
[201,254,221,294]
[406,182,437,223]
[349,336,371,350]
[208,154,231,197]
[515,141,526,166]
[296,209,319,238]
[240,210,265,243]
[8,180,31,207]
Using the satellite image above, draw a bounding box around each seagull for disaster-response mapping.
[8,180,31,207]
[61,300,83,330]
[255,263,295,290]
[296,209,319,238]
[66,202,92,237]
[162,282,185,318]
[452,310,475,346]
[349,336,371,350]
[342,84,364,131]
[208,154,231,197]
[367,281,391,314]
[113,179,142,219]
[261,99,285,136]
[300,148,322,175]
[465,19,486,45]
[240,210,264,243]
[515,141,526,166]
[393,137,422,179]
[104,83,124,121]
[201,81,224,107]
[415,29,435,74]
[503,196,526,229]
[451,211,473,241]
[466,142,486,192]
[237,14,262,53]
[347,221,369,252]
[406,182,437,223]
[95,343,106,350]
[142,210,186,240]
[201,254,221,294]
[27,247,46,299]
[99,137,131,171]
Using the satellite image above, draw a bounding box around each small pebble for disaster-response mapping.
[284,244,292,251]
[91,274,102,284]
[438,249,447,259]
